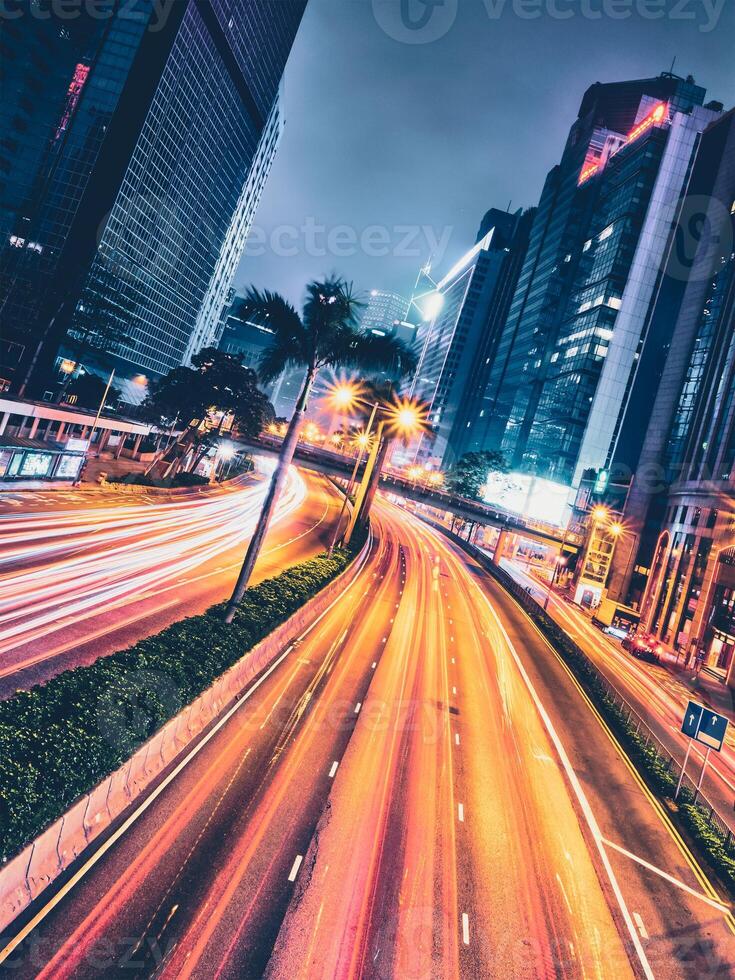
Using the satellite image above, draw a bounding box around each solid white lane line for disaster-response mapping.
[288,855,303,882]
[601,837,730,914]
[466,574,655,980]
[633,912,649,940]
[458,803,464,823]
[328,761,338,778]
[461,912,470,945]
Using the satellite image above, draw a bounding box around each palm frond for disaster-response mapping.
[323,330,417,380]
[237,286,307,383]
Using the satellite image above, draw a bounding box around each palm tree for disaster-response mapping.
[223,277,416,623]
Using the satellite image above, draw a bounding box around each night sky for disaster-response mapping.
[235,0,735,309]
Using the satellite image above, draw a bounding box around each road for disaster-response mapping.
[0,464,342,695]
[503,557,735,839]
[3,494,733,978]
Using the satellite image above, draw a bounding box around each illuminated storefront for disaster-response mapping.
[0,439,84,483]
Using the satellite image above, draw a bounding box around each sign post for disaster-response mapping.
[677,700,728,801]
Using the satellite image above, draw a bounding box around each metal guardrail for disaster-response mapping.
[435,524,735,859]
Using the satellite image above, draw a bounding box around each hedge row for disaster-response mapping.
[0,539,362,860]
[453,534,735,899]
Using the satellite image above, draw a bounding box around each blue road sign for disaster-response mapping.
[681,700,729,752]
[681,702,703,739]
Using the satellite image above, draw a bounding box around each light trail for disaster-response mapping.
[0,466,306,659]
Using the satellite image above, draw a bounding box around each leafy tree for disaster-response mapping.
[447,451,507,500]
[223,277,416,622]
[144,347,273,475]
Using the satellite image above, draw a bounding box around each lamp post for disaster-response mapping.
[328,401,379,555]
[343,396,428,547]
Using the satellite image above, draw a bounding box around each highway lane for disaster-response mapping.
[267,508,637,980]
[503,558,735,838]
[0,465,342,695]
[0,507,404,978]
[270,507,735,979]
[3,498,734,978]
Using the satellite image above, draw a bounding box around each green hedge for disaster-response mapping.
[0,539,362,860]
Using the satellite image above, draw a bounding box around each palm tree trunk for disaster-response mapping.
[223,369,315,623]
[354,433,391,529]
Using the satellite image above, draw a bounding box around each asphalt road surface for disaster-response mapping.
[0,465,343,695]
[3,494,733,978]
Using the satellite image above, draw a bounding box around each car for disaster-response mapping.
[622,632,660,664]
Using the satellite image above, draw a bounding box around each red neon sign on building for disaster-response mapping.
[578,102,669,187]
[55,63,90,140]
[625,101,668,144]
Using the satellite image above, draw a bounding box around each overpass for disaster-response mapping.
[237,437,583,552]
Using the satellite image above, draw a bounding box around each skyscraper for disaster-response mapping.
[410,207,532,467]
[607,110,735,640]
[359,289,409,335]
[0,0,306,398]
[482,74,721,490]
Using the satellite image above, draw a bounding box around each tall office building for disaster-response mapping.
[360,289,409,335]
[410,207,532,467]
[482,74,720,492]
[0,0,306,398]
[218,289,300,418]
[606,112,735,653]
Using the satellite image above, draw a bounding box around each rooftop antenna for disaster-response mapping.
[669,55,677,76]
[507,199,512,212]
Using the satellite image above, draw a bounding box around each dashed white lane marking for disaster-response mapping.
[371,662,377,669]
[328,761,338,778]
[455,733,460,746]
[458,803,464,823]
[452,686,457,695]
[354,702,362,714]
[288,855,303,882]
[461,912,470,945]
[633,912,649,940]
[451,657,455,664]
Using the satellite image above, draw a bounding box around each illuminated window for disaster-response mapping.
[19,453,53,477]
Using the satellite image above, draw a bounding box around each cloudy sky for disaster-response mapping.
[235,0,735,309]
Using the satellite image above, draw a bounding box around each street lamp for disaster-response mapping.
[342,395,429,548]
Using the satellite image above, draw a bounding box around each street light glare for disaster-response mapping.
[325,379,364,412]
[592,506,609,521]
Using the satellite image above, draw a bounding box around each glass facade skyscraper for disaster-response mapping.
[0,0,305,397]
[480,74,718,487]
[410,208,532,467]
